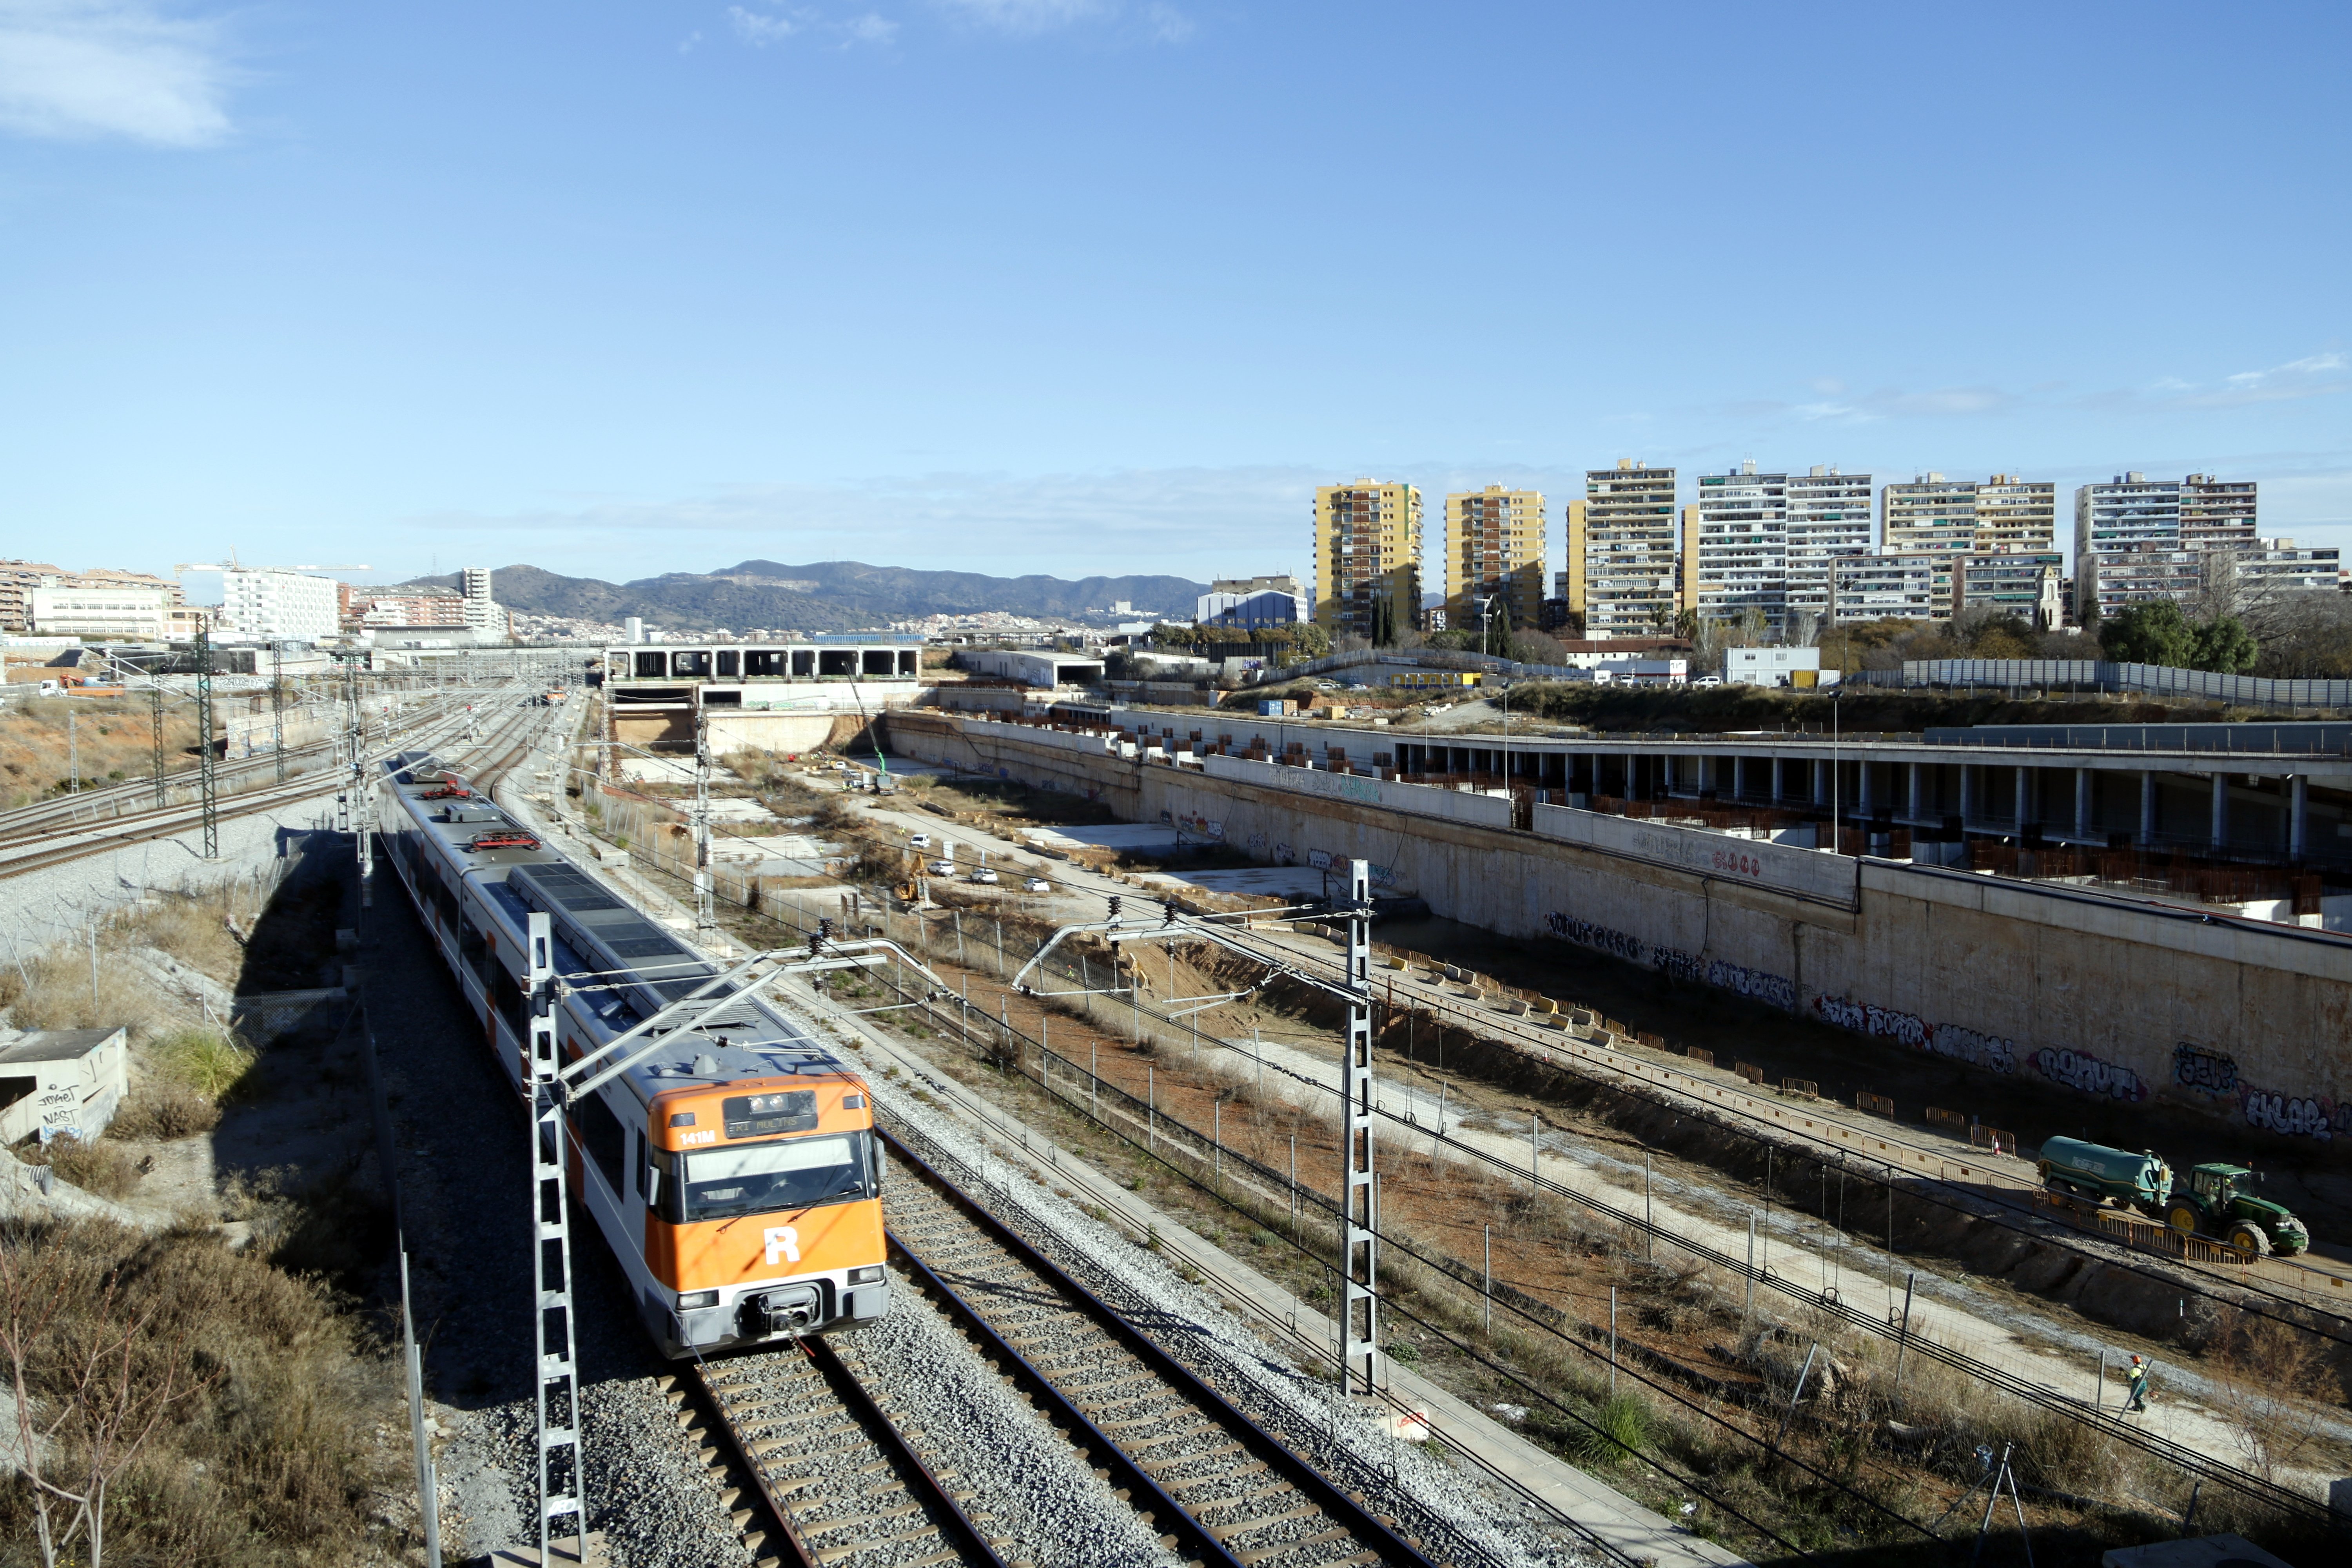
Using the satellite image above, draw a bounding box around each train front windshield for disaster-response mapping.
[680,1132,872,1223]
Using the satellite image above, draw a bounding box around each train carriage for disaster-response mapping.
[374,751,887,1355]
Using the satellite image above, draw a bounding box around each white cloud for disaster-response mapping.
[0,0,232,146]
[1773,385,2018,425]
[935,0,1105,30]
[839,13,898,44]
[728,5,803,45]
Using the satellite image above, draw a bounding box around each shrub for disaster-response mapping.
[20,1133,142,1199]
[110,1079,221,1141]
[153,1028,258,1102]
[1571,1393,1652,1468]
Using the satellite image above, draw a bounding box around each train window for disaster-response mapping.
[678,1132,870,1222]
[716,650,739,677]
[647,1146,677,1220]
[492,963,527,1041]
[579,1092,626,1194]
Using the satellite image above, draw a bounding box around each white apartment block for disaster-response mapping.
[218,568,341,643]
[1567,461,1681,638]
[1882,472,2054,613]
[2074,472,2262,620]
[2232,539,2341,603]
[1830,553,1941,622]
[1685,463,1788,632]
[27,585,173,641]
[1783,466,1873,625]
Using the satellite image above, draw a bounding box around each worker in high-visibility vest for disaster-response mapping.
[2124,1354,2152,1412]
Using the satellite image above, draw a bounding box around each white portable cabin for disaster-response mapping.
[0,1027,130,1144]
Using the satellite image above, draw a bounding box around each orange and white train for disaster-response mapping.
[376,752,887,1355]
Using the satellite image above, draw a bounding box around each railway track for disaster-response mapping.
[0,689,544,882]
[879,1125,1448,1568]
[650,1122,1454,1568]
[661,1336,1007,1568]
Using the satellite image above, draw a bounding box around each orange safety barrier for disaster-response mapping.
[1735,1061,1765,1085]
[1685,1047,1715,1069]
[1970,1124,2017,1155]
[1857,1091,1896,1118]
[1925,1107,1970,1134]
[1782,1077,1819,1100]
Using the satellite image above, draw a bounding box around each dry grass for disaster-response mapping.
[0,697,203,809]
[0,1216,404,1566]
[15,1134,142,1200]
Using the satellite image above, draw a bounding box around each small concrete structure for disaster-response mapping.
[960,648,1106,688]
[0,1027,130,1144]
[1724,647,1827,687]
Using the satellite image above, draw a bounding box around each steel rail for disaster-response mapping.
[880,1126,1446,1568]
[0,692,539,882]
[802,1336,1009,1568]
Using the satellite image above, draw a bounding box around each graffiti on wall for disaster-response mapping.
[2030,1047,2147,1102]
[2242,1087,2335,1142]
[1544,913,1646,964]
[1542,913,1797,1012]
[1811,996,2019,1074]
[2173,1043,2239,1097]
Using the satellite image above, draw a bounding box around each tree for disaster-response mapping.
[2099,600,2196,667]
[1290,621,1332,658]
[2190,615,2258,673]
[1147,622,1197,649]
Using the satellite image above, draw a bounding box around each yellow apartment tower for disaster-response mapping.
[1566,461,1684,637]
[1443,486,1546,642]
[1314,480,1423,643]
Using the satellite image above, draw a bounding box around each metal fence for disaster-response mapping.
[1853,659,2352,711]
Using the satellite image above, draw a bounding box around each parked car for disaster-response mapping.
[1023,876,1052,894]
[927,858,956,876]
[971,867,1001,885]
[908,831,932,849]
[1692,676,1722,687]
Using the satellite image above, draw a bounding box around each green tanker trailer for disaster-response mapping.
[2037,1137,2172,1213]
[2036,1136,2309,1256]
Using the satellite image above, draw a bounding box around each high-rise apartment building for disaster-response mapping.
[1313,480,1423,642]
[1784,466,1874,627]
[218,568,341,643]
[1882,472,2057,613]
[1831,554,1941,622]
[1973,475,2058,554]
[1685,463,1787,632]
[1567,461,1681,638]
[1443,486,1546,637]
[1955,554,2067,628]
[2074,472,2262,620]
[2181,475,2259,551]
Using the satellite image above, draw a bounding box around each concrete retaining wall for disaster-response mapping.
[884,710,2352,1145]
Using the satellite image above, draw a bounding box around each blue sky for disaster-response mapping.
[1,0,2346,596]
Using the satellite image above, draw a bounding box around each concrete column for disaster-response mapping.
[2075,768,2092,839]
[1959,764,1975,827]
[2291,775,2308,860]
[2140,771,2156,845]
[1907,762,1923,822]
[1812,758,1828,807]
[1699,755,1714,794]
[1733,755,1746,801]
[2210,772,2228,851]
[1771,757,1785,803]
[1858,760,1874,817]
[2015,766,2031,834]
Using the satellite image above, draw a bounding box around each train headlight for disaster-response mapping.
[848,1266,884,1285]
[677,1290,719,1310]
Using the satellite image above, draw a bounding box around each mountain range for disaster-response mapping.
[398,560,1209,632]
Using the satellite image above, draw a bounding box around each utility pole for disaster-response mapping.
[692,708,716,937]
[67,712,78,795]
[148,661,167,809]
[270,641,287,783]
[1339,857,1379,1397]
[195,620,219,859]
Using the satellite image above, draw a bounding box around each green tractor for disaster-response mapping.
[2163,1164,2310,1257]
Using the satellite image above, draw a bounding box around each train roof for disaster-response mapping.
[380,751,852,1099]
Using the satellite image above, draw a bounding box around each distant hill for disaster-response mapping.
[397,560,1208,632]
